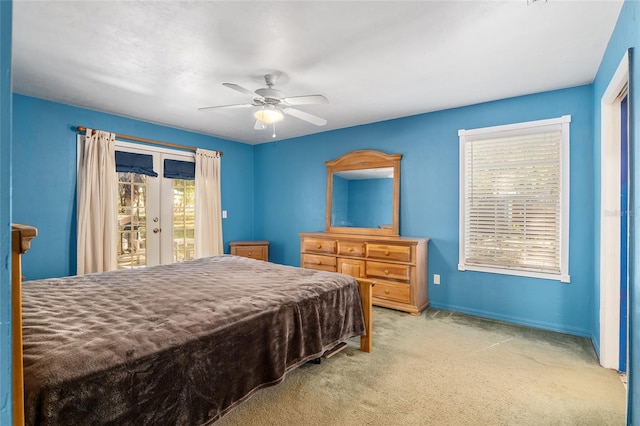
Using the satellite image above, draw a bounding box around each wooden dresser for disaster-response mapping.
[230,241,269,261]
[300,232,429,315]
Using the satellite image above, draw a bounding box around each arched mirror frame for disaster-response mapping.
[325,149,402,236]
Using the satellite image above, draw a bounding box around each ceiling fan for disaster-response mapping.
[199,74,328,137]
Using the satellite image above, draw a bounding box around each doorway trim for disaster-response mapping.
[599,51,629,370]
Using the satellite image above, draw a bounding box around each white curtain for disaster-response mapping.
[77,129,118,274]
[195,148,223,257]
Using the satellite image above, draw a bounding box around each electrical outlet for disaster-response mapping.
[222,210,228,219]
[434,274,440,285]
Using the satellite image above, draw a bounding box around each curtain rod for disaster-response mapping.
[76,126,223,156]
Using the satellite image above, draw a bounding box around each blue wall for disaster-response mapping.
[12,95,255,280]
[0,1,12,423]
[254,85,594,337]
[592,0,639,422]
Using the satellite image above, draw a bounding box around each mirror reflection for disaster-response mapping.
[331,167,394,229]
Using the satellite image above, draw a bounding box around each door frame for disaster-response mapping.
[599,51,629,370]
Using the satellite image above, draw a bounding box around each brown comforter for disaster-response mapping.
[21,255,365,425]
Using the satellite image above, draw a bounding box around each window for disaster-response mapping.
[171,179,195,263]
[458,116,570,282]
[117,171,149,268]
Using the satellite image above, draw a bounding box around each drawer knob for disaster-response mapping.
[384,250,390,256]
[384,269,389,275]
[385,289,390,294]
[348,247,353,252]
[316,244,321,249]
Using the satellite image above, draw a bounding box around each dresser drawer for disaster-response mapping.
[230,241,269,261]
[366,261,411,281]
[302,254,337,272]
[372,280,411,303]
[366,243,411,262]
[232,246,266,261]
[302,238,337,255]
[337,241,365,257]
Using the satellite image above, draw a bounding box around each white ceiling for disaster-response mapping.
[12,1,623,145]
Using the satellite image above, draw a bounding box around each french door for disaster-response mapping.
[116,142,195,269]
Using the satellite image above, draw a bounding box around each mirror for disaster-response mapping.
[326,150,401,236]
[331,168,394,229]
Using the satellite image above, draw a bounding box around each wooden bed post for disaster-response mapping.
[356,279,374,352]
[12,224,37,426]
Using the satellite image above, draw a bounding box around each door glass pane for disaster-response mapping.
[117,172,148,268]
[172,179,195,262]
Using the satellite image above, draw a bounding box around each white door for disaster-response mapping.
[115,142,195,269]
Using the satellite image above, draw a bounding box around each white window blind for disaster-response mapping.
[458,116,570,282]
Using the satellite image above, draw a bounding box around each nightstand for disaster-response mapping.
[230,241,269,261]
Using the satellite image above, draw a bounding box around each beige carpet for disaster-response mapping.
[216,307,626,425]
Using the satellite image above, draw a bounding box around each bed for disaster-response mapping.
[11,224,373,425]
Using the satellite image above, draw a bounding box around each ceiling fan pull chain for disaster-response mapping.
[272,121,277,138]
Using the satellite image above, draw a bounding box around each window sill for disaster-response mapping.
[458,263,570,283]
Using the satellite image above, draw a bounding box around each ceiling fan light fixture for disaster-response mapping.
[254,108,284,124]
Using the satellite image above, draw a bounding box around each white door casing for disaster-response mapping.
[599,51,629,370]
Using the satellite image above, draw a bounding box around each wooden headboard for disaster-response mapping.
[11,224,37,426]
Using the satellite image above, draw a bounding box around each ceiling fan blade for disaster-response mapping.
[198,103,255,111]
[222,82,257,97]
[282,108,327,126]
[282,94,328,106]
[254,120,266,130]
